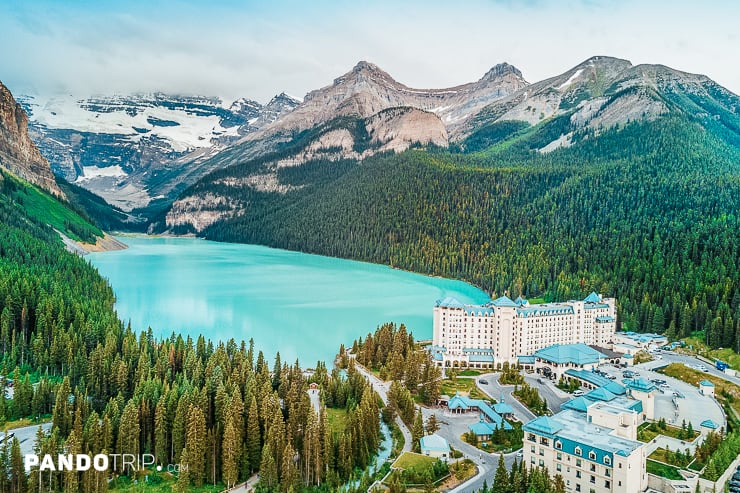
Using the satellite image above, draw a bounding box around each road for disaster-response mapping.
[2,422,52,470]
[353,362,412,454]
[639,350,740,387]
[475,373,536,422]
[422,404,519,492]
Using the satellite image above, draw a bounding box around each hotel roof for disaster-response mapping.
[526,409,644,459]
[627,378,657,393]
[536,344,609,366]
[584,292,601,303]
[565,369,626,395]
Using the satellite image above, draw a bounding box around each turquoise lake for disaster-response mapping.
[88,236,490,366]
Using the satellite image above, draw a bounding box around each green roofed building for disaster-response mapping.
[522,396,647,493]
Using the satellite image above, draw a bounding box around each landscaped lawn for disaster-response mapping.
[440,377,489,400]
[646,459,683,480]
[392,452,438,470]
[637,421,699,443]
[648,448,692,468]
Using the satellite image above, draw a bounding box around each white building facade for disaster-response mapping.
[432,292,616,367]
[522,401,648,493]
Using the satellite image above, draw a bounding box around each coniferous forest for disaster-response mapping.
[192,116,740,350]
[0,172,382,491]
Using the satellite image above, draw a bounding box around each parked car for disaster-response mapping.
[479,379,489,385]
[515,449,523,458]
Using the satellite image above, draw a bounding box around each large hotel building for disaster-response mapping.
[431,292,616,367]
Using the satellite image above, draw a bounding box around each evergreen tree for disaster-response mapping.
[186,405,207,486]
[425,414,440,435]
[412,408,424,453]
[222,417,240,488]
[246,396,262,473]
[492,453,510,493]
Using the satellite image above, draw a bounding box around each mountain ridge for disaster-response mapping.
[0,80,62,197]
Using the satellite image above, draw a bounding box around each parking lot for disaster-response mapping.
[596,362,726,431]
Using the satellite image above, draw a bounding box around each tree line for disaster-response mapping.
[0,178,383,492]
[194,115,739,353]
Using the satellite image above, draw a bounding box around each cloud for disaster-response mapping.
[0,0,738,103]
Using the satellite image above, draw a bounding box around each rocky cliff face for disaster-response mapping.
[21,92,300,210]
[0,81,62,196]
[243,60,527,149]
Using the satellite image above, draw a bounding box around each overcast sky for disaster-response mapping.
[1,0,738,104]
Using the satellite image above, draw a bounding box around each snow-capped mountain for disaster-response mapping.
[20,92,300,210]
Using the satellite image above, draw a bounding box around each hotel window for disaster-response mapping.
[589,464,595,472]
[539,448,544,456]
[576,471,581,478]
[605,469,610,477]
[539,459,544,467]
[575,446,582,456]
[555,440,562,449]
[576,459,582,467]
[589,475,595,484]
[575,485,581,492]
[556,463,562,471]
[604,456,611,465]
[605,480,610,488]
[530,445,535,453]
[556,452,562,460]
[589,451,596,460]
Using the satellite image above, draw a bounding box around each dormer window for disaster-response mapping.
[575,446,582,456]
[589,451,596,460]
[555,441,562,450]
[604,456,611,465]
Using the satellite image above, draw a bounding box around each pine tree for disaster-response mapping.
[117,400,140,473]
[246,395,262,474]
[412,408,424,452]
[492,453,509,493]
[425,414,440,435]
[174,447,191,492]
[154,397,168,467]
[222,416,240,488]
[9,438,26,493]
[259,443,278,489]
[186,405,207,486]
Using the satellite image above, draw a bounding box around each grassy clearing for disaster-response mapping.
[2,415,52,431]
[392,452,438,470]
[326,407,349,435]
[657,363,740,420]
[646,459,683,480]
[109,470,224,492]
[440,377,489,400]
[682,336,740,370]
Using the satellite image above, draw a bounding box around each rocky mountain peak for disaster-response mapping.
[480,62,523,81]
[332,60,397,87]
[0,81,62,197]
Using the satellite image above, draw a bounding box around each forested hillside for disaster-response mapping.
[196,115,740,350]
[0,171,382,492]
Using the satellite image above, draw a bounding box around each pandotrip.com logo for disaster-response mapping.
[24,454,188,473]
